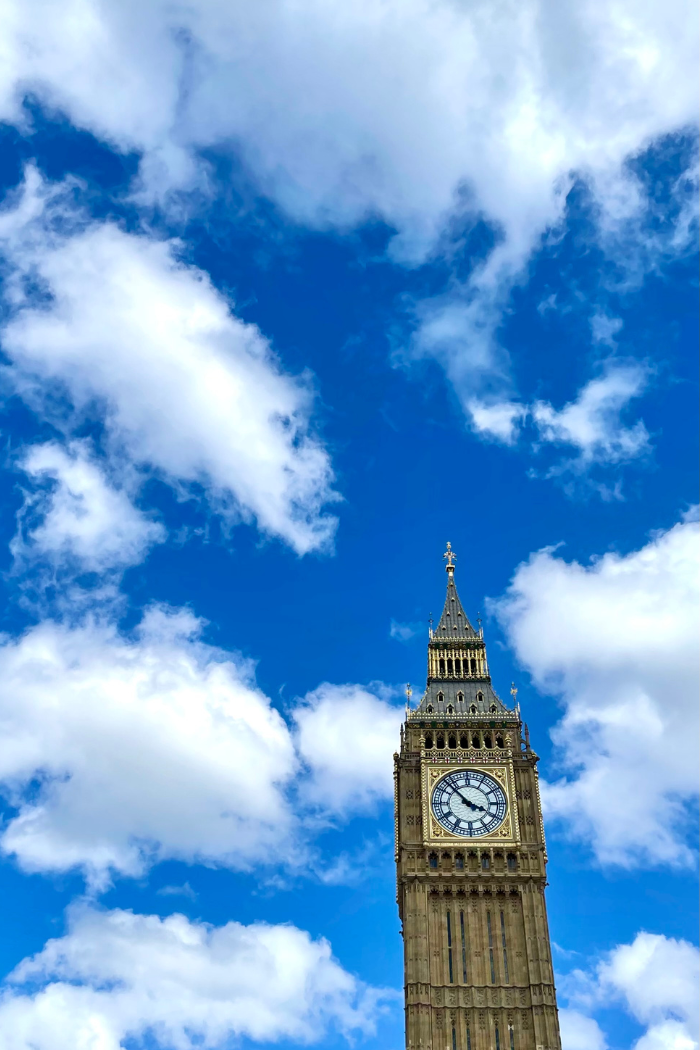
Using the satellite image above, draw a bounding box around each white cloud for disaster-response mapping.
[531,364,650,467]
[0,0,694,253]
[0,904,387,1049]
[0,169,337,556]
[492,517,699,866]
[0,605,298,887]
[562,932,699,1050]
[468,399,528,445]
[294,684,402,815]
[12,440,165,574]
[599,933,699,1042]
[0,598,408,884]
[389,619,421,642]
[466,363,650,477]
[0,0,695,416]
[559,1009,607,1050]
[590,312,623,347]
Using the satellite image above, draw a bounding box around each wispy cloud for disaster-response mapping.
[389,619,422,642]
[156,882,198,900]
[468,362,651,486]
[531,363,650,469]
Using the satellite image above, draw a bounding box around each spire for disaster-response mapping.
[435,543,477,640]
[412,541,512,717]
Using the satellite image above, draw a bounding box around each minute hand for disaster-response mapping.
[455,789,486,813]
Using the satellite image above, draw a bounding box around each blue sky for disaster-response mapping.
[0,4,697,1049]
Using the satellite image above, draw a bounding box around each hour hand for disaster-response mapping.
[456,790,484,812]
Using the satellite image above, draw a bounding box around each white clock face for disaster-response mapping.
[431,770,507,837]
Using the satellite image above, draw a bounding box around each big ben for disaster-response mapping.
[395,545,562,1050]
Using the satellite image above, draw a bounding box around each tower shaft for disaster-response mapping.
[395,552,561,1050]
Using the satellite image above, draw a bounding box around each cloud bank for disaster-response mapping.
[0,606,298,887]
[494,516,699,866]
[1,0,695,252]
[294,684,403,814]
[0,904,387,1049]
[561,931,699,1050]
[0,0,695,438]
[0,599,402,887]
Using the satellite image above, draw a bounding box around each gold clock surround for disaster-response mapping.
[423,761,520,843]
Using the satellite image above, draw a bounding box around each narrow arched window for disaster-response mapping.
[427,705,433,713]
[490,704,497,714]
[447,705,454,714]
[455,853,464,870]
[425,733,434,749]
[460,733,469,748]
[470,658,477,673]
[454,658,461,675]
[429,852,438,869]
[448,733,457,749]
[476,692,483,705]
[457,692,464,704]
[484,733,493,749]
[496,734,504,748]
[439,658,446,674]
[436,734,445,749]
[470,705,477,714]
[472,734,480,748]
[507,854,517,872]
[437,692,444,705]
[481,854,490,871]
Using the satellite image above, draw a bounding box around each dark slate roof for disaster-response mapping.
[434,569,478,640]
[415,564,513,718]
[416,678,511,717]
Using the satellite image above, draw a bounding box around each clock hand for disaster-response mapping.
[454,789,486,813]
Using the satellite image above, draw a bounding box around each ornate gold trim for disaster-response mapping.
[421,761,521,845]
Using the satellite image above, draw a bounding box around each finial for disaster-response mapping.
[405,683,412,704]
[477,611,483,638]
[510,682,518,704]
[428,612,433,639]
[443,541,456,571]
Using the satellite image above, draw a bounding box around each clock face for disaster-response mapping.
[431,770,508,837]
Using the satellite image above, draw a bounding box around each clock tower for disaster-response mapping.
[395,546,562,1050]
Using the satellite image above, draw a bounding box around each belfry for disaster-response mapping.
[395,545,562,1050]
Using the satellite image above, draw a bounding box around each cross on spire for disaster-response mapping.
[443,541,456,570]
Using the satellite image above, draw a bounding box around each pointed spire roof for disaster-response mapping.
[411,541,513,718]
[433,543,478,641]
